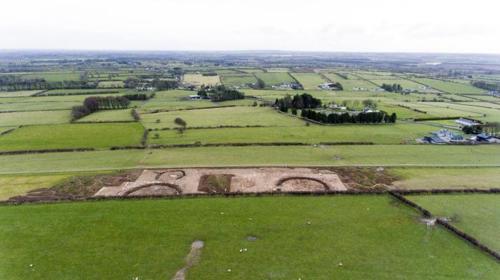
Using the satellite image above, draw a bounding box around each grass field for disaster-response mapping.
[0,123,144,151]
[97,81,124,88]
[290,73,327,89]
[389,167,500,189]
[419,102,500,122]
[377,104,428,120]
[400,102,484,119]
[141,107,304,129]
[76,109,134,122]
[0,196,498,279]
[0,93,127,112]
[413,78,486,94]
[183,74,221,86]
[220,74,257,87]
[0,110,70,126]
[321,73,379,91]
[408,194,500,252]
[0,90,41,97]
[41,89,124,95]
[0,145,498,175]
[138,90,254,111]
[0,173,75,200]
[148,123,437,145]
[370,79,439,93]
[254,72,295,86]
[7,71,82,82]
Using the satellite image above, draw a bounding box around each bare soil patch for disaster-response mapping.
[198,174,233,193]
[6,167,398,202]
[94,168,348,197]
[7,170,141,203]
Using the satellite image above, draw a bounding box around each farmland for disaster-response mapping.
[290,72,327,89]
[183,74,221,86]
[254,72,296,86]
[413,78,487,94]
[148,124,436,145]
[0,123,144,151]
[220,74,257,88]
[141,106,303,129]
[1,196,499,279]
[408,194,500,252]
[0,51,499,279]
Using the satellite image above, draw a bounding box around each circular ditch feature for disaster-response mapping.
[155,170,186,181]
[124,183,182,196]
[275,177,330,192]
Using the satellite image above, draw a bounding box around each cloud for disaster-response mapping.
[1,0,499,53]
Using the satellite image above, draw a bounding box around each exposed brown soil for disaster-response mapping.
[331,167,397,190]
[7,170,141,203]
[197,174,234,193]
[277,177,329,192]
[6,167,398,203]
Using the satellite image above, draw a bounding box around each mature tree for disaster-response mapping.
[174,117,187,134]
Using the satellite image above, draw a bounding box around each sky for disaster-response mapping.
[1,0,499,53]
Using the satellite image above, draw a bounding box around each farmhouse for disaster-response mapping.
[469,133,500,144]
[455,118,481,127]
[272,82,303,90]
[420,129,465,144]
[136,83,155,91]
[318,82,339,90]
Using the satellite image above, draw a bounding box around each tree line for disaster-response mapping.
[122,93,154,100]
[0,76,98,91]
[274,93,322,112]
[471,81,500,92]
[71,96,130,121]
[124,78,179,90]
[198,85,245,102]
[381,83,403,93]
[300,109,397,124]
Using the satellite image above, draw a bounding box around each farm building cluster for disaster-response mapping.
[418,118,499,144]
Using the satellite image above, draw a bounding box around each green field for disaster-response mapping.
[97,81,125,88]
[0,90,41,97]
[0,93,127,112]
[220,74,257,87]
[290,73,327,89]
[4,71,82,82]
[414,78,486,94]
[138,90,254,111]
[0,145,498,175]
[370,79,440,93]
[0,173,76,200]
[321,73,379,91]
[400,102,484,119]
[408,194,500,252]
[418,102,500,122]
[141,107,303,129]
[254,72,296,86]
[76,109,134,122]
[0,123,144,151]
[40,89,124,96]
[0,196,498,279]
[0,110,70,126]
[390,167,500,189]
[149,123,436,145]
